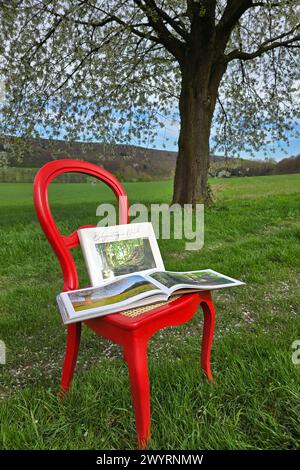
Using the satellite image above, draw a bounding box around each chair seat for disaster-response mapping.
[84,292,205,332]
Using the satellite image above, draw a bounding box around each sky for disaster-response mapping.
[37,117,299,161]
[4,76,297,162]
[151,119,300,161]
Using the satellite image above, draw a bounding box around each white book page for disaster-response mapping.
[78,222,165,286]
[147,269,245,294]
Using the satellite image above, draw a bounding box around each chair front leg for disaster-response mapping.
[200,298,216,382]
[124,337,151,449]
[60,322,82,396]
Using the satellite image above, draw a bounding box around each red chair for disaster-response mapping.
[33,159,216,449]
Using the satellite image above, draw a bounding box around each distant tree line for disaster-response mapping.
[276,154,300,175]
[0,154,299,183]
[0,167,88,183]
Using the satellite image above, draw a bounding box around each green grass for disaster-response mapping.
[0,174,300,449]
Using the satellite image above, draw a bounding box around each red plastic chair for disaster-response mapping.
[33,159,216,449]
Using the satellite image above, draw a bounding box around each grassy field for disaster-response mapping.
[0,173,300,450]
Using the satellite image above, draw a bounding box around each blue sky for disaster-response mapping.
[151,122,300,161]
[37,112,299,162]
[33,91,299,162]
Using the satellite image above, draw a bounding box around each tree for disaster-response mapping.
[0,1,299,204]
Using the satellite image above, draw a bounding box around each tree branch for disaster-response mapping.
[137,0,188,40]
[250,1,294,7]
[46,2,162,45]
[18,0,186,65]
[133,0,185,62]
[85,7,162,45]
[217,0,253,35]
[226,24,300,61]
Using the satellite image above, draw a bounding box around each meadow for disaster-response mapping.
[0,173,300,450]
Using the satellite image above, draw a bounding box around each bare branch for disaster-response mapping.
[85,3,162,45]
[226,23,300,61]
[217,0,253,35]
[251,1,294,7]
[137,0,188,40]
[133,0,185,62]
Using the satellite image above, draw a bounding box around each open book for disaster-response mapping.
[57,269,243,324]
[56,223,244,324]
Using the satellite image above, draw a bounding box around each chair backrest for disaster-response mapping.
[33,159,129,292]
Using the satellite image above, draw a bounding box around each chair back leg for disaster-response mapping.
[59,323,82,396]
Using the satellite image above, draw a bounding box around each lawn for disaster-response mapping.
[0,173,300,450]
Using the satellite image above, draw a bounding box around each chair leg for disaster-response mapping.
[200,300,216,382]
[124,339,151,449]
[59,322,82,396]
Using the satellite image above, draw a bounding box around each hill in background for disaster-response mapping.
[0,137,177,181]
[0,136,299,182]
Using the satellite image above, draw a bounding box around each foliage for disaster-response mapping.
[213,2,300,156]
[0,1,299,155]
[0,150,8,167]
[209,157,277,177]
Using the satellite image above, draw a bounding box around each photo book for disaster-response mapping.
[56,223,244,324]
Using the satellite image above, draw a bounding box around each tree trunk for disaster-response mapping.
[172,63,220,206]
